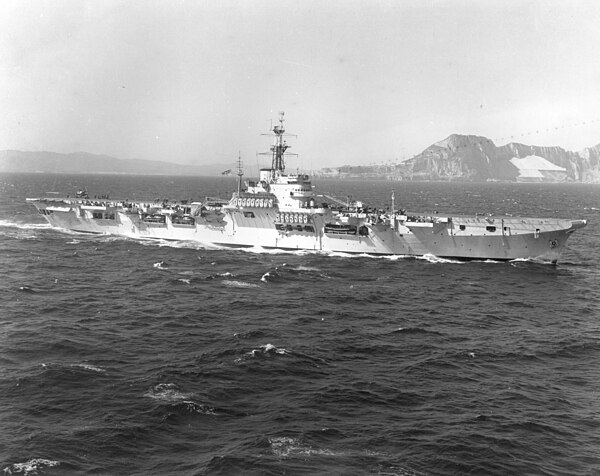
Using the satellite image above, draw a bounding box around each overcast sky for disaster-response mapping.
[2,0,600,169]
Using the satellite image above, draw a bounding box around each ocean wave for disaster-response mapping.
[417,253,464,264]
[509,257,557,266]
[144,382,193,402]
[289,265,321,272]
[144,383,216,415]
[233,329,268,339]
[222,280,260,288]
[0,219,52,230]
[40,362,107,374]
[0,220,90,240]
[136,238,227,251]
[240,246,312,256]
[267,436,423,475]
[258,343,287,355]
[205,271,234,280]
[392,326,442,335]
[234,343,289,363]
[260,263,330,284]
[71,363,106,373]
[154,239,230,251]
[281,263,329,276]
[94,235,132,243]
[3,458,59,475]
[269,436,338,459]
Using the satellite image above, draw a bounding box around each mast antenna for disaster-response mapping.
[236,151,243,197]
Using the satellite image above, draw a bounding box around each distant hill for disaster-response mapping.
[317,135,600,182]
[0,150,233,176]
[4,137,600,182]
[396,135,600,182]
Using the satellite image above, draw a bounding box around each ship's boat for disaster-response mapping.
[27,112,587,263]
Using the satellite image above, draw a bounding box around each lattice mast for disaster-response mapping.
[236,151,243,196]
[259,111,297,180]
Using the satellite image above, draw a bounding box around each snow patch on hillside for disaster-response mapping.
[510,155,566,178]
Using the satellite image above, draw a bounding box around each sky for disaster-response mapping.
[2,0,600,170]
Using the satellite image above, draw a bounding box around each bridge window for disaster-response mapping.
[459,225,466,231]
[243,211,255,218]
[486,226,496,233]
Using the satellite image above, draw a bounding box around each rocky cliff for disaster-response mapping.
[394,134,600,182]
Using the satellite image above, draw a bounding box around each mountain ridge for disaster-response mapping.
[3,135,600,182]
[0,150,232,176]
[389,135,600,182]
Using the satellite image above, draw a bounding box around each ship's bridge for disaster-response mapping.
[269,172,318,210]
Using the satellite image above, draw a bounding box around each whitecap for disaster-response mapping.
[240,246,297,255]
[509,257,556,267]
[269,436,302,458]
[72,363,106,373]
[0,220,52,230]
[236,343,289,363]
[247,344,288,357]
[177,278,191,285]
[95,235,129,243]
[144,383,215,415]
[510,257,532,262]
[145,383,192,402]
[3,458,59,475]
[290,265,321,272]
[222,280,260,288]
[269,436,337,458]
[179,400,217,415]
[325,251,357,258]
[40,362,106,373]
[418,253,463,264]
[141,239,227,251]
[261,343,287,354]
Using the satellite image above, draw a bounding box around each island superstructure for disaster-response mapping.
[27,112,587,263]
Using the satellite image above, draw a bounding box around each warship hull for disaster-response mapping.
[28,197,586,263]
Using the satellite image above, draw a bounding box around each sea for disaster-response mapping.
[1,173,599,476]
